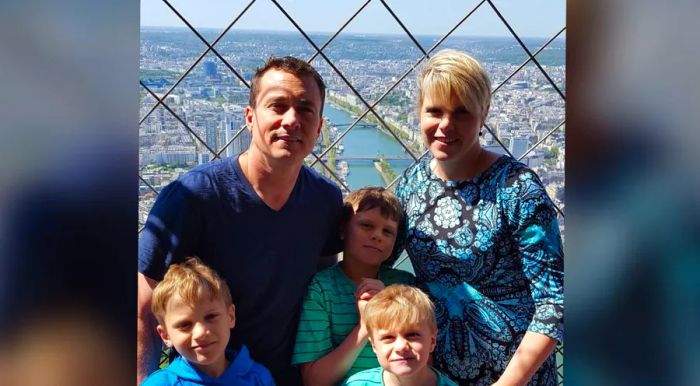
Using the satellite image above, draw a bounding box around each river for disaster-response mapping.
[323,103,415,189]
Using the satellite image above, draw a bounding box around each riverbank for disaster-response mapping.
[327,94,422,154]
[323,101,414,189]
[374,158,397,185]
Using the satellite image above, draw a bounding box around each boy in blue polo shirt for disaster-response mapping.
[142,258,274,386]
[292,187,415,385]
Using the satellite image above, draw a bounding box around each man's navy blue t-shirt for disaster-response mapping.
[139,155,343,385]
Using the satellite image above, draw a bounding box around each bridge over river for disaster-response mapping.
[334,155,414,161]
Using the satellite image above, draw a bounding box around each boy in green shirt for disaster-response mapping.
[292,187,414,385]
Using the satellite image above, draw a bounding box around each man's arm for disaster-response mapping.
[137,273,160,385]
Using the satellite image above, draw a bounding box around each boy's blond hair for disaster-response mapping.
[341,186,403,226]
[417,48,492,126]
[151,257,232,325]
[364,284,437,336]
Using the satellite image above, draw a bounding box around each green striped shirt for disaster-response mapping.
[292,263,415,384]
[343,367,458,386]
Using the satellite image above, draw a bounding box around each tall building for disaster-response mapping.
[205,120,218,151]
[509,136,529,160]
[230,126,251,156]
[203,60,218,80]
[221,111,249,157]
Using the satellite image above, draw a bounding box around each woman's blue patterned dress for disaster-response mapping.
[394,156,563,386]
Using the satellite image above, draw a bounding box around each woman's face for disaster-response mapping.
[420,91,482,164]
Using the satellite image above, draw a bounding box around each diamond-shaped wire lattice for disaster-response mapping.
[139,1,565,383]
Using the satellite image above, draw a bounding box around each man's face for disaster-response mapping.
[245,69,323,165]
[156,293,235,378]
[369,322,436,378]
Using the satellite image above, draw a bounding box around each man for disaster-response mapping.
[137,56,343,385]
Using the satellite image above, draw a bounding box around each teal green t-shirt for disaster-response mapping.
[343,366,458,386]
[291,263,415,383]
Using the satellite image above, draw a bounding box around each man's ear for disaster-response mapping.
[228,304,236,329]
[156,324,172,348]
[315,115,323,136]
[245,106,254,132]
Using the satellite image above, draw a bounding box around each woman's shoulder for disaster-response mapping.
[487,156,545,189]
[395,158,431,197]
[399,157,430,182]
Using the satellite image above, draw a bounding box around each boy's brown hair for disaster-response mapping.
[364,284,437,336]
[341,187,405,265]
[151,257,232,325]
[341,186,403,227]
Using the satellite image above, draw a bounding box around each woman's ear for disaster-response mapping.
[481,103,490,127]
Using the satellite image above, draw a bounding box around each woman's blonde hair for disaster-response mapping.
[417,48,492,125]
[364,284,437,336]
[151,257,232,325]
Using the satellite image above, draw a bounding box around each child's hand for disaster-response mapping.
[355,278,385,330]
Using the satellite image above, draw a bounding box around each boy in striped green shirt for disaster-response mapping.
[292,187,414,385]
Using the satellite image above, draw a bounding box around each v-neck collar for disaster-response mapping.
[231,155,302,213]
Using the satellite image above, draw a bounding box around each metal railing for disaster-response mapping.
[140,0,565,383]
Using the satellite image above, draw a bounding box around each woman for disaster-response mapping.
[394,49,563,386]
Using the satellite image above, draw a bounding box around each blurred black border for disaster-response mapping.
[567,1,699,385]
[1,1,138,384]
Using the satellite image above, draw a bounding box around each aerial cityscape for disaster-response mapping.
[139,28,565,235]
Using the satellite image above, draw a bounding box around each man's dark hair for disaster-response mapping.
[249,56,326,115]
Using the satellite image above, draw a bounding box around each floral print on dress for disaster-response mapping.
[395,156,564,386]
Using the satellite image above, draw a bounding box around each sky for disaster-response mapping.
[141,0,565,38]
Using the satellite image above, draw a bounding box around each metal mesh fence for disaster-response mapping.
[140,0,565,383]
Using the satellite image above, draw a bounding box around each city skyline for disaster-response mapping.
[141,0,565,39]
[139,29,565,232]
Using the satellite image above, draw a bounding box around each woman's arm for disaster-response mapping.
[492,331,557,386]
[498,168,564,385]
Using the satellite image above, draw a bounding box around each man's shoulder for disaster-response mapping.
[343,367,383,385]
[181,157,235,183]
[160,157,234,192]
[300,165,342,196]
